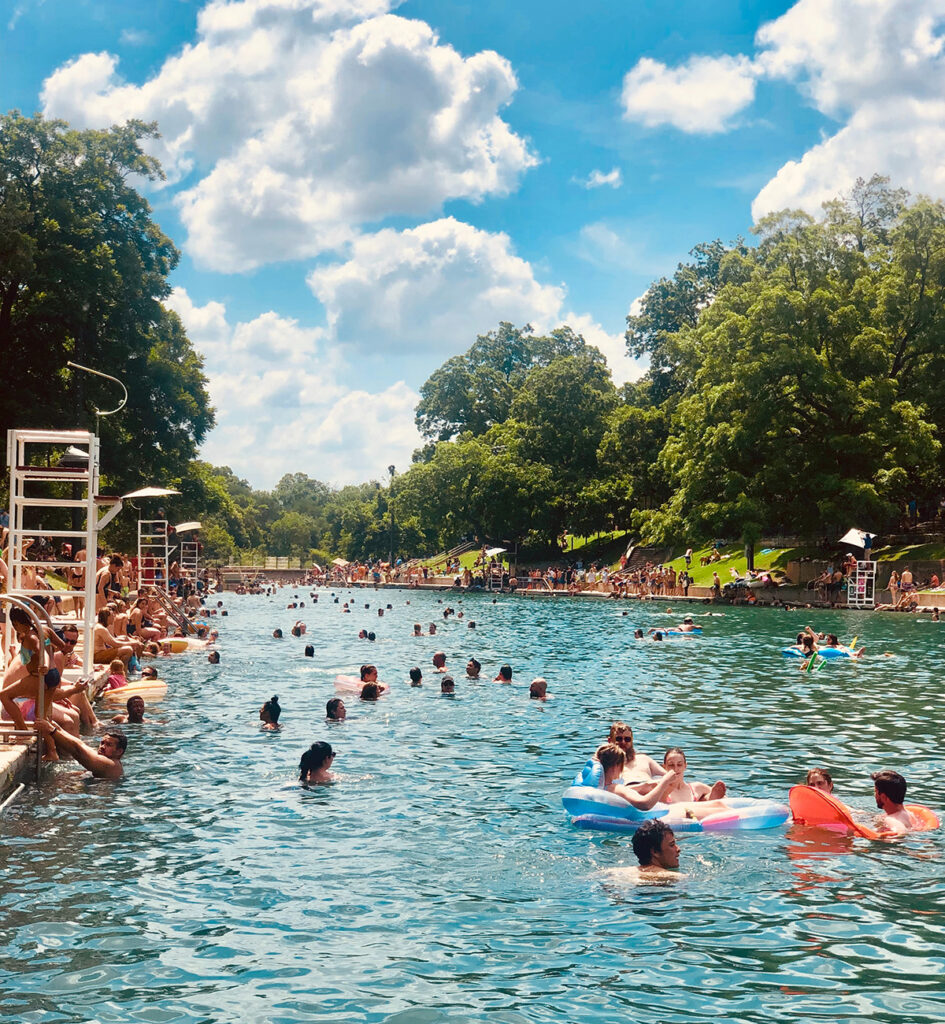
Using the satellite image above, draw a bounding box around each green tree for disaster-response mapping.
[415,322,600,441]
[638,186,943,544]
[0,111,213,488]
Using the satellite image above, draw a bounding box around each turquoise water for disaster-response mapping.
[1,592,943,1023]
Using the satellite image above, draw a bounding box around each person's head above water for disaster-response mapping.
[260,695,281,724]
[872,769,907,808]
[466,658,481,678]
[360,682,380,701]
[273,628,283,639]
[631,819,679,870]
[360,664,377,682]
[299,741,333,780]
[495,664,512,682]
[141,665,158,680]
[432,651,446,669]
[440,675,454,694]
[409,667,423,686]
[125,696,146,723]
[208,651,220,664]
[806,767,833,793]
[326,697,346,720]
[304,644,314,657]
[529,678,547,700]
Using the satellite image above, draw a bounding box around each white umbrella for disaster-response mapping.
[174,521,202,533]
[122,486,182,499]
[484,546,507,558]
[837,528,869,549]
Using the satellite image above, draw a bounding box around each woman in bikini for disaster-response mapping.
[660,747,726,803]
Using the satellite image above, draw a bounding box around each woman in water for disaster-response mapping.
[326,698,346,721]
[660,747,726,803]
[299,741,335,785]
[806,767,833,793]
[259,695,281,731]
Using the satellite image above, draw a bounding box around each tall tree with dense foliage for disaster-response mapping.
[0,111,213,489]
[636,178,943,544]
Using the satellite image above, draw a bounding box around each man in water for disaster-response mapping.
[466,658,481,679]
[872,769,918,833]
[35,721,126,779]
[494,664,513,683]
[631,819,681,876]
[111,695,148,724]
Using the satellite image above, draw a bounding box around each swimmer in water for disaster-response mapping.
[409,667,423,687]
[432,651,447,673]
[466,658,481,679]
[360,682,381,701]
[299,741,334,785]
[440,676,455,694]
[326,698,346,721]
[529,678,550,701]
[111,695,149,724]
[494,664,512,684]
[36,721,126,779]
[632,819,682,878]
[872,769,918,833]
[676,617,696,633]
[660,748,726,802]
[806,767,833,793]
[413,624,422,637]
[259,695,281,731]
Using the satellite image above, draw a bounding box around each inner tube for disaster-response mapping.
[782,646,853,659]
[569,797,790,834]
[664,628,703,636]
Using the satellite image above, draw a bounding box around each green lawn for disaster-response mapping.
[660,544,822,587]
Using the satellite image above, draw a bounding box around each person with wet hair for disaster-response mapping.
[299,741,334,784]
[466,658,481,679]
[304,644,314,657]
[631,819,680,874]
[360,682,381,701]
[494,664,512,683]
[111,695,148,725]
[806,767,833,793]
[326,698,346,721]
[272,629,284,639]
[36,722,126,779]
[260,695,281,731]
[872,769,917,833]
[409,667,423,687]
[432,652,447,673]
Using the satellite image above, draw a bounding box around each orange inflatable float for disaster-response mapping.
[789,785,939,839]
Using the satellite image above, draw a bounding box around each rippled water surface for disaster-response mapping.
[1,591,943,1023]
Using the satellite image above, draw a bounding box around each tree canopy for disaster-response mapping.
[0,111,213,491]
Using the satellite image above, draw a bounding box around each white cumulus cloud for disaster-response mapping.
[307,217,565,357]
[41,0,536,271]
[752,0,945,216]
[167,287,420,486]
[621,54,758,134]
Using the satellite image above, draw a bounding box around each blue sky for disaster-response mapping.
[4,0,942,486]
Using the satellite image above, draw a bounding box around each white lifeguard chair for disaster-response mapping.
[847,560,877,608]
[138,519,171,593]
[176,521,201,584]
[6,429,122,675]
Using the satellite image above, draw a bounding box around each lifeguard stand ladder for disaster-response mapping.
[6,429,122,675]
[138,521,170,593]
[847,560,877,609]
[179,539,199,582]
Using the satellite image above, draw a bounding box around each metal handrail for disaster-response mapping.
[0,594,50,780]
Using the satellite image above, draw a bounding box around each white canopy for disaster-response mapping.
[332,557,350,567]
[838,527,872,549]
[484,546,507,557]
[122,486,182,499]
[174,521,202,533]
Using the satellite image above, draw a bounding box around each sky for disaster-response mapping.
[4,0,945,488]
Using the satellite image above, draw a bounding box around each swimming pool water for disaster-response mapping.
[1,592,943,1023]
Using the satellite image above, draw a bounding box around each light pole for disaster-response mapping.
[388,465,396,567]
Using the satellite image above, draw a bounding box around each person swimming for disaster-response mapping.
[259,695,281,731]
[872,769,918,833]
[806,767,833,793]
[326,697,346,721]
[299,741,334,785]
[409,667,423,687]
